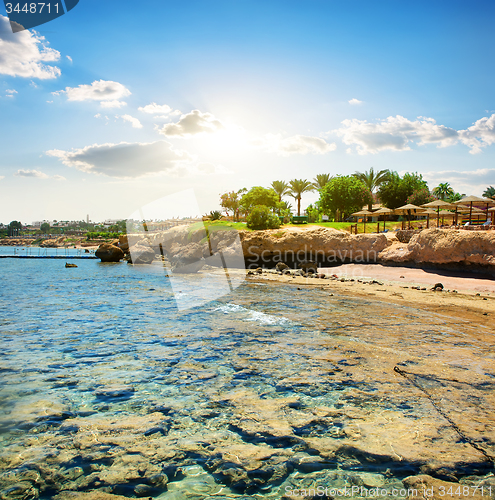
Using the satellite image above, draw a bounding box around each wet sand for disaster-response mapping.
[248,263,495,331]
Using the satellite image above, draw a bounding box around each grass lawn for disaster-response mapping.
[195,219,426,234]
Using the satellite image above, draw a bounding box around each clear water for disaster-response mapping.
[1,254,494,499]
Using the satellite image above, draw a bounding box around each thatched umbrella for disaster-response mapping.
[437,210,455,226]
[421,200,456,228]
[394,204,426,230]
[488,206,495,224]
[457,205,484,225]
[372,207,393,231]
[421,208,439,229]
[453,196,495,224]
[351,209,373,233]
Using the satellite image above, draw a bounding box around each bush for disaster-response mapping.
[246,205,281,230]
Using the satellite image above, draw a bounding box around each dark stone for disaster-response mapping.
[432,282,444,291]
[276,262,290,271]
[298,261,318,273]
[134,483,154,496]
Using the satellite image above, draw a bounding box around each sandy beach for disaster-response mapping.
[248,263,495,331]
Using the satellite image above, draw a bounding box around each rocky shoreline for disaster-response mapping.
[92,226,495,277]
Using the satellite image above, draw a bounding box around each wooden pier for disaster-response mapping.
[0,255,97,259]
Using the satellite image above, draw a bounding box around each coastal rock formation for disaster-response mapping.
[240,227,388,267]
[95,243,124,263]
[127,243,155,265]
[119,225,495,272]
[39,236,66,248]
[379,229,495,268]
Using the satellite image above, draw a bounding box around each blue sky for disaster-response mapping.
[1,0,495,223]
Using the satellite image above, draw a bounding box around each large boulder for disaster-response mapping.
[128,243,155,264]
[95,243,124,263]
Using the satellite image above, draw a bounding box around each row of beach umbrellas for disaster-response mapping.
[351,195,495,232]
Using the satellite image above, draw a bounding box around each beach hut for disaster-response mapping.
[372,207,393,231]
[351,209,373,233]
[393,204,426,230]
[421,200,456,228]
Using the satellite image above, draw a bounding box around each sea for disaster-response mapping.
[1,248,494,499]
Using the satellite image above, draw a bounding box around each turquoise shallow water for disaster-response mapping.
[1,254,494,499]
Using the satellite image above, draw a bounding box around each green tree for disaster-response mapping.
[432,182,455,201]
[319,176,372,221]
[407,188,435,206]
[482,186,495,199]
[8,220,22,237]
[289,179,315,216]
[378,172,429,209]
[40,222,51,233]
[305,203,321,223]
[353,168,391,210]
[240,186,279,213]
[448,192,464,203]
[220,188,247,221]
[271,181,290,202]
[312,174,333,190]
[246,205,281,230]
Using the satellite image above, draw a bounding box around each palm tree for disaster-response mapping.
[432,182,455,201]
[448,192,465,203]
[271,180,290,202]
[312,173,333,190]
[278,200,292,211]
[483,186,495,199]
[353,168,391,193]
[289,179,315,216]
[353,168,390,210]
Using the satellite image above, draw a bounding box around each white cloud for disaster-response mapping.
[46,141,193,178]
[158,109,224,138]
[13,169,66,180]
[138,102,181,115]
[118,114,143,129]
[0,15,61,79]
[423,168,495,196]
[0,175,4,180]
[335,115,459,154]
[459,114,495,154]
[6,89,17,94]
[66,55,72,63]
[54,80,131,108]
[253,134,337,156]
[348,98,363,105]
[100,100,127,109]
[14,169,49,178]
